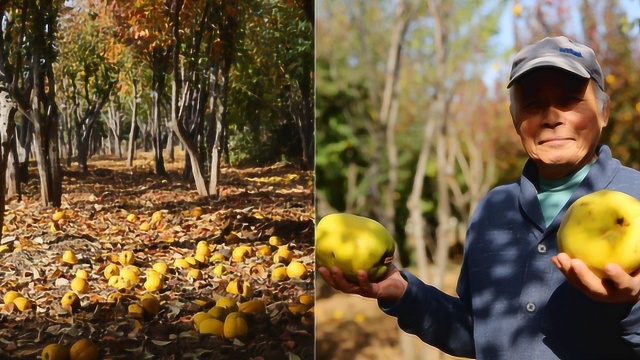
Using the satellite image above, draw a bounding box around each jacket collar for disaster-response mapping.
[518,144,620,232]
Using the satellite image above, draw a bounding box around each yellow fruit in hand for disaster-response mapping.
[286,261,307,279]
[41,343,69,360]
[139,222,151,231]
[223,312,249,339]
[13,296,31,311]
[4,290,20,305]
[118,250,135,266]
[62,250,78,265]
[69,338,98,360]
[61,291,81,311]
[316,213,396,283]
[70,277,90,294]
[126,213,138,223]
[558,190,640,278]
[199,318,225,336]
[103,263,120,280]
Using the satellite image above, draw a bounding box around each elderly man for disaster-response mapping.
[318,36,640,359]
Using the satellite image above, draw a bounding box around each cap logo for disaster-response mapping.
[559,47,583,58]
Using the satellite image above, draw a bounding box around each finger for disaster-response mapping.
[553,253,573,274]
[317,266,336,287]
[603,263,640,300]
[603,263,632,290]
[570,258,608,297]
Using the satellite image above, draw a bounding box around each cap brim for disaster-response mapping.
[507,56,591,88]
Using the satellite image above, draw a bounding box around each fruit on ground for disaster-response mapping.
[13,296,31,311]
[140,294,160,316]
[215,297,239,312]
[118,250,135,266]
[3,290,20,305]
[70,277,90,294]
[316,213,396,283]
[199,318,225,336]
[144,270,163,292]
[62,250,78,265]
[271,267,288,281]
[42,343,69,360]
[238,299,266,314]
[223,312,249,339]
[207,306,228,320]
[558,189,640,278]
[69,338,98,360]
[103,263,120,280]
[61,291,81,311]
[286,261,307,279]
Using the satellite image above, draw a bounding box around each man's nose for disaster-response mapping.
[542,106,563,127]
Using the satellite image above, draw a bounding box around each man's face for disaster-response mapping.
[510,68,609,179]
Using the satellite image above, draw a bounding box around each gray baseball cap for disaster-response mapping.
[507,36,605,90]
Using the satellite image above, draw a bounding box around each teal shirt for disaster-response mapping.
[537,163,594,227]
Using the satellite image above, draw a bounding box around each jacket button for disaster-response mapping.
[537,244,547,254]
[525,302,536,313]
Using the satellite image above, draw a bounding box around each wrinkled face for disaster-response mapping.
[510,68,609,179]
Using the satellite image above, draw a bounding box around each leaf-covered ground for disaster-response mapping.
[0,153,315,359]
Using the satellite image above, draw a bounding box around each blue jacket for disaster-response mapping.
[380,145,640,359]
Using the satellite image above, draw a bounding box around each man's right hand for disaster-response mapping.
[317,264,408,303]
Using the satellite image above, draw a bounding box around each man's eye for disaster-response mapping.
[558,97,581,107]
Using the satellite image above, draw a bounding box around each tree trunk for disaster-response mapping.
[168,0,207,194]
[0,86,15,236]
[126,81,139,167]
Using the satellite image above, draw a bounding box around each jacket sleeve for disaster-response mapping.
[377,269,475,358]
[620,302,640,355]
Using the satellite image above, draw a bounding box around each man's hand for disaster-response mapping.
[552,252,640,303]
[317,264,408,303]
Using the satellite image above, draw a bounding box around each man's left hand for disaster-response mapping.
[552,252,640,303]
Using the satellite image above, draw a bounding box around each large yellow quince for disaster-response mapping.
[558,190,640,278]
[316,213,395,283]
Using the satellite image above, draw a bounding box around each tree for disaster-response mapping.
[2,0,63,207]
